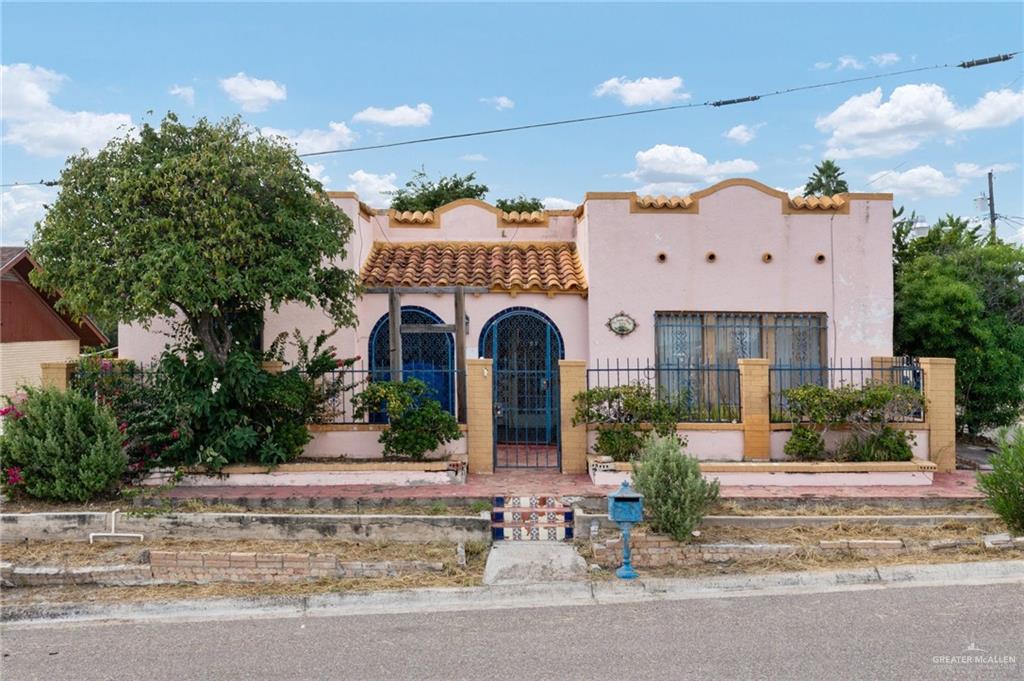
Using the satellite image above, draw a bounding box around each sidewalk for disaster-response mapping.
[156,471,983,506]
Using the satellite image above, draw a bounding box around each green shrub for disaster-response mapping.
[977,428,1024,535]
[784,424,826,461]
[631,435,719,542]
[352,379,461,460]
[782,381,923,462]
[837,427,915,462]
[573,384,687,461]
[0,387,126,502]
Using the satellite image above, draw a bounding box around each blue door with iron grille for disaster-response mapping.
[479,308,563,469]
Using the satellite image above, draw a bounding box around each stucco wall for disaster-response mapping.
[584,185,893,363]
[0,339,80,396]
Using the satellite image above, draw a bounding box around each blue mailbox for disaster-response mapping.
[607,481,644,579]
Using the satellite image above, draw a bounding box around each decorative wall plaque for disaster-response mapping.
[606,312,637,336]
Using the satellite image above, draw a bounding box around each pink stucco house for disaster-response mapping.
[122,178,937,477]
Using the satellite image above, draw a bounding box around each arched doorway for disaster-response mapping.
[368,306,455,420]
[479,307,564,469]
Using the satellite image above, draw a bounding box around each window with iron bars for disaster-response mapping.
[654,312,827,369]
[654,312,827,410]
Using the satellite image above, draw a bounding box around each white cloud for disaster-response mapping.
[627,144,758,186]
[261,121,355,155]
[594,76,690,106]
[352,103,432,127]
[459,153,487,162]
[0,63,132,157]
[1,184,58,244]
[813,61,832,71]
[871,53,901,67]
[346,170,397,206]
[723,123,764,145]
[481,96,514,110]
[304,163,331,186]
[168,84,195,106]
[541,197,577,210]
[816,84,1024,158]
[775,184,808,197]
[836,56,865,71]
[867,165,962,199]
[954,162,1017,178]
[219,72,286,112]
[636,181,699,196]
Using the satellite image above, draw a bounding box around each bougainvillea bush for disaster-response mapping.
[0,387,126,501]
[73,331,356,475]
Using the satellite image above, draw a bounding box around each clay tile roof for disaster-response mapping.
[788,194,846,210]
[636,195,695,209]
[360,242,587,294]
[501,210,546,224]
[390,210,435,224]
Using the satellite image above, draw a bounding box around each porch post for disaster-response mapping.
[738,358,771,460]
[558,360,587,475]
[870,356,896,384]
[919,357,956,473]
[465,358,494,474]
[40,361,75,391]
[388,288,402,381]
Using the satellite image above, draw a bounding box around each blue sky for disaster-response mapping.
[3,2,1023,244]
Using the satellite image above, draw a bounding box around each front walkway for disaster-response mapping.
[157,471,983,505]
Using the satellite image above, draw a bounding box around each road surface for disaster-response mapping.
[3,583,1022,680]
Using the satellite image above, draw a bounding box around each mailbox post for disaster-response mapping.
[607,480,644,580]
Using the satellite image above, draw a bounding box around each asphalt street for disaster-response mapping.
[3,582,1022,680]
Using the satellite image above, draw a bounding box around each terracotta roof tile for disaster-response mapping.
[360,242,587,293]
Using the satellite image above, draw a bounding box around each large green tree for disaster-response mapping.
[30,113,358,365]
[804,159,849,196]
[389,169,488,212]
[494,195,544,213]
[894,215,1024,433]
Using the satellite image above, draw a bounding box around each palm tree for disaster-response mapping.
[804,160,849,196]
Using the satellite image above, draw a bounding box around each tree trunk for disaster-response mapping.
[191,311,233,366]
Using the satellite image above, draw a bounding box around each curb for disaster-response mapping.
[4,559,1021,627]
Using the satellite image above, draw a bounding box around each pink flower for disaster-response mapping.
[5,467,23,486]
[0,405,22,419]
[170,428,180,441]
[118,422,128,433]
[100,359,113,371]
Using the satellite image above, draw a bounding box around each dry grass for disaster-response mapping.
[710,500,992,516]
[624,546,1021,581]
[692,519,1007,545]
[0,497,488,517]
[0,537,490,569]
[0,570,486,608]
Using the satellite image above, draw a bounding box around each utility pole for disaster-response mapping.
[987,170,997,240]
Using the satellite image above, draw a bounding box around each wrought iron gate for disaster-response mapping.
[480,308,563,469]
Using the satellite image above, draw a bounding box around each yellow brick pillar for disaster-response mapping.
[465,358,494,474]
[920,357,956,473]
[870,356,896,384]
[558,360,587,475]
[738,358,770,460]
[40,361,75,391]
[261,361,284,375]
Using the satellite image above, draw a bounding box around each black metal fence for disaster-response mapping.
[586,358,741,423]
[769,357,924,422]
[70,360,164,398]
[314,365,462,424]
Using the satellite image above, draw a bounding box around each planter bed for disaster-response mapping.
[588,456,937,487]
[141,455,467,487]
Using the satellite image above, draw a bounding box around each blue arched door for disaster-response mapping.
[479,307,563,469]
[368,307,455,421]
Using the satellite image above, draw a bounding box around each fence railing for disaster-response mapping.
[313,366,462,425]
[70,360,164,397]
[586,358,741,423]
[769,358,924,423]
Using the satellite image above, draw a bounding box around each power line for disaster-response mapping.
[1,50,1019,188]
